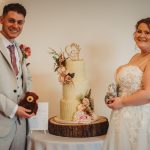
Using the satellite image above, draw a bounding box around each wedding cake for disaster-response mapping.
[48,43,108,137]
[60,59,89,121]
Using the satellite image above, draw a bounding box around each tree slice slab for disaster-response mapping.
[48,116,109,137]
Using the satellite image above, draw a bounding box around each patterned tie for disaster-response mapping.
[7,45,19,75]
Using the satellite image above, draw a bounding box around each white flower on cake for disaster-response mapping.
[82,98,90,107]
[73,104,92,124]
[73,89,98,124]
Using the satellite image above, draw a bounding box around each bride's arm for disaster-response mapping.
[107,60,150,109]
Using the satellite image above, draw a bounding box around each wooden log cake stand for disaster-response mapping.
[48,116,109,137]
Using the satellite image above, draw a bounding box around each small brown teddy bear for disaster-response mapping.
[19,91,39,114]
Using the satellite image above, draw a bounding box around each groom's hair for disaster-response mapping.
[2,3,26,17]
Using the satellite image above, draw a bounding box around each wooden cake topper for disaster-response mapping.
[65,43,81,60]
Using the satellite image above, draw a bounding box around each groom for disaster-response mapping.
[0,3,34,150]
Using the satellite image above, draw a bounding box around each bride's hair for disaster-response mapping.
[135,17,150,30]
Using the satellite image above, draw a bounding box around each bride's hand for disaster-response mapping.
[107,97,124,110]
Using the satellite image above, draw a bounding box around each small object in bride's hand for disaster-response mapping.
[105,83,118,104]
[105,99,115,104]
[105,94,115,104]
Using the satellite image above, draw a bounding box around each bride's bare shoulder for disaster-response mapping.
[129,53,140,63]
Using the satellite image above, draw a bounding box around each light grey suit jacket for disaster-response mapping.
[0,37,32,137]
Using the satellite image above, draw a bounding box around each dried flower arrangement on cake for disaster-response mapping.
[73,89,97,124]
[50,48,75,84]
[50,43,82,84]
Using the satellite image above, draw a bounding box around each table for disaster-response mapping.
[27,131,105,150]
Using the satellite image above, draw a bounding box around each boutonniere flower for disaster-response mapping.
[20,44,31,64]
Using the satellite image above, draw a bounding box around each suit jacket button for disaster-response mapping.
[14,90,17,93]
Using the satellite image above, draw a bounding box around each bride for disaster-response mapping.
[103,17,150,150]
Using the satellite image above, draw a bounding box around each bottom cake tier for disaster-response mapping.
[48,116,109,137]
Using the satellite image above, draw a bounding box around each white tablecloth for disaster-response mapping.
[27,131,105,150]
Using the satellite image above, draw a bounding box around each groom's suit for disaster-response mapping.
[0,36,32,150]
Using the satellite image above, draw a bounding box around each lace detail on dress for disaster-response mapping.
[117,66,143,96]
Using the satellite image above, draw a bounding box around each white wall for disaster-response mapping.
[0,0,150,119]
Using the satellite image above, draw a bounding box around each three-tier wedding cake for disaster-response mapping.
[48,43,108,137]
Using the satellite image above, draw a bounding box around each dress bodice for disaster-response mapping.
[116,65,143,97]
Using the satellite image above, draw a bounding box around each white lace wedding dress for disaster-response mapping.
[103,65,150,150]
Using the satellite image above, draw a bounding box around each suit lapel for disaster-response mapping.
[15,42,28,91]
[0,38,15,73]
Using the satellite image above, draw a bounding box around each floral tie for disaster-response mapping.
[7,45,19,75]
